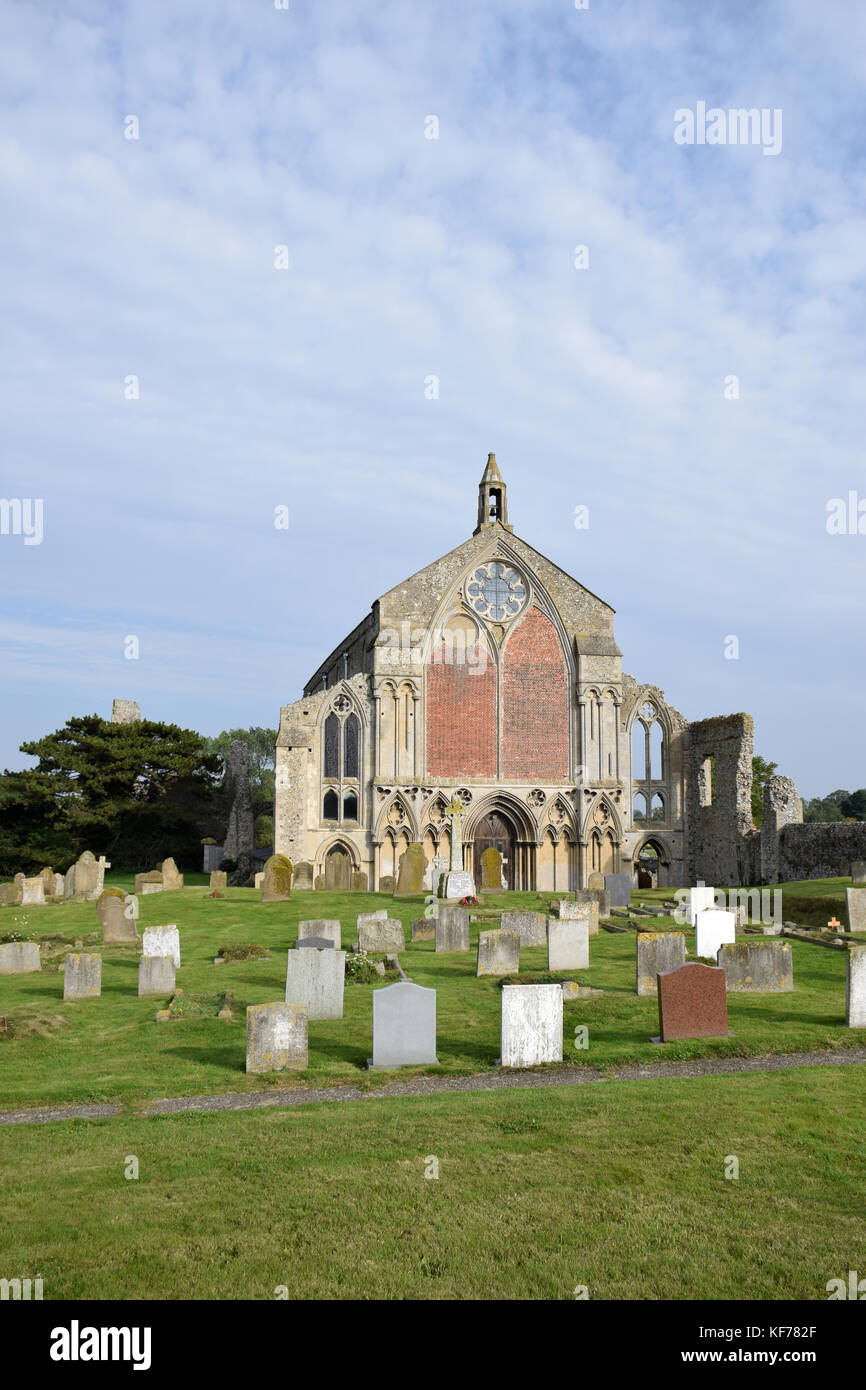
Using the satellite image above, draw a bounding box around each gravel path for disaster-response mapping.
[2,1047,865,1127]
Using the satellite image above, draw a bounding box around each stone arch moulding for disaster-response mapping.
[462,789,539,844]
[374,790,419,842]
[633,833,672,865]
[314,835,361,872]
[582,792,624,843]
[317,680,369,731]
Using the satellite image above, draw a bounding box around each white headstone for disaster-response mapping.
[548,919,589,972]
[501,984,563,1068]
[21,877,45,905]
[847,945,866,1028]
[695,909,736,961]
[142,924,180,968]
[688,885,717,926]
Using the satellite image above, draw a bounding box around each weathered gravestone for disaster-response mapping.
[500,984,563,1067]
[477,929,520,977]
[687,885,717,926]
[209,871,228,891]
[717,941,793,992]
[324,850,351,891]
[604,873,632,909]
[160,857,184,890]
[96,888,140,944]
[395,842,426,898]
[548,920,589,972]
[371,981,439,1069]
[636,931,686,997]
[435,906,470,952]
[142,925,181,968]
[138,955,175,997]
[134,871,164,896]
[846,888,866,933]
[63,953,102,1001]
[847,945,866,1028]
[66,851,101,900]
[286,946,346,1020]
[254,872,265,890]
[411,917,435,942]
[246,1002,308,1073]
[695,909,736,960]
[0,883,16,907]
[297,937,333,949]
[358,918,405,954]
[500,910,547,948]
[51,873,65,898]
[314,875,326,891]
[21,877,45,905]
[655,962,729,1042]
[587,872,605,892]
[379,874,395,893]
[358,909,388,927]
[553,900,598,935]
[298,919,341,949]
[850,862,866,885]
[0,941,41,974]
[38,866,55,893]
[480,847,505,892]
[430,854,448,898]
[351,871,368,891]
[261,854,293,902]
[293,860,314,889]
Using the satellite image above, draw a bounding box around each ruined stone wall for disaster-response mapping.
[774,822,866,883]
[686,713,755,885]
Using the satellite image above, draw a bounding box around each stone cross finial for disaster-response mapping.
[447,797,464,872]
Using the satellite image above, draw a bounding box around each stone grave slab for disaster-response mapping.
[298,919,341,950]
[21,877,45,905]
[246,1002,308,1073]
[142,925,181,969]
[636,931,686,997]
[501,984,563,1067]
[261,854,292,902]
[0,941,41,974]
[477,929,520,977]
[285,947,346,1020]
[695,909,736,960]
[395,842,426,897]
[139,955,176,997]
[548,920,589,972]
[500,911,547,948]
[846,888,866,933]
[63,953,102,1001]
[655,962,729,1042]
[358,918,405,955]
[717,941,793,992]
[850,862,866,885]
[97,889,140,944]
[370,981,439,1069]
[847,945,866,1027]
[411,917,435,942]
[435,908,470,952]
[604,873,632,909]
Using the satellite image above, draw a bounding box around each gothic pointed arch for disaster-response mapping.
[375,789,419,842]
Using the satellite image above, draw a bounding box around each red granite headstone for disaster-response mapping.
[656,961,729,1041]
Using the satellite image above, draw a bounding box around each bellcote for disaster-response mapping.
[474,453,513,534]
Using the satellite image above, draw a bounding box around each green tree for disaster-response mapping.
[201,727,277,802]
[0,715,220,874]
[750,755,778,829]
[840,789,866,821]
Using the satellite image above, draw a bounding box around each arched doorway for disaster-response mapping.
[472,811,516,890]
[634,838,668,889]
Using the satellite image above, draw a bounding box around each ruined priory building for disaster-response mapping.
[274,455,864,891]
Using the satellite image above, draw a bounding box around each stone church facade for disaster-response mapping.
[274,455,695,892]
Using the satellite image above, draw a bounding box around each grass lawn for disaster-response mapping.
[0,877,861,1111]
[1,1064,863,1300]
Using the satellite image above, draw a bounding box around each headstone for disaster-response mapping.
[480,847,505,892]
[96,888,140,944]
[850,862,866,885]
[846,945,866,1027]
[351,871,368,891]
[434,908,470,952]
[500,911,547,948]
[656,962,729,1041]
[430,853,448,898]
[209,871,228,890]
[298,919,341,949]
[0,941,41,974]
[476,929,520,977]
[411,917,436,942]
[294,860,314,889]
[371,981,439,1069]
[134,871,164,896]
[553,900,598,936]
[246,1002,308,1073]
[95,855,110,895]
[71,851,101,900]
[261,854,293,902]
[324,850,351,891]
[604,873,632,909]
[51,873,65,897]
[845,888,866,933]
[500,984,563,1067]
[38,866,54,891]
[358,918,405,954]
[636,931,686,997]
[285,947,346,1019]
[138,955,176,996]
[0,883,16,907]
[548,920,589,972]
[254,872,265,890]
[358,910,389,927]
[13,872,25,902]
[296,937,334,950]
[695,909,736,960]
[717,941,794,992]
[378,875,395,893]
[588,872,605,891]
[314,875,326,891]
[439,871,474,901]
[63,953,102,1001]
[160,857,184,890]
[395,842,426,897]
[142,925,181,968]
[21,877,45,905]
[688,885,716,926]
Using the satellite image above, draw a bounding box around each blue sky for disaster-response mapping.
[1,0,864,797]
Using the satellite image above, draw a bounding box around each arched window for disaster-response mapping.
[323,789,339,820]
[632,721,647,780]
[343,790,358,820]
[651,793,665,821]
[324,714,340,778]
[344,715,359,778]
[633,792,647,822]
[321,698,361,824]
[650,722,664,780]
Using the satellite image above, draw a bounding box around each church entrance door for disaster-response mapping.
[473,811,515,890]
